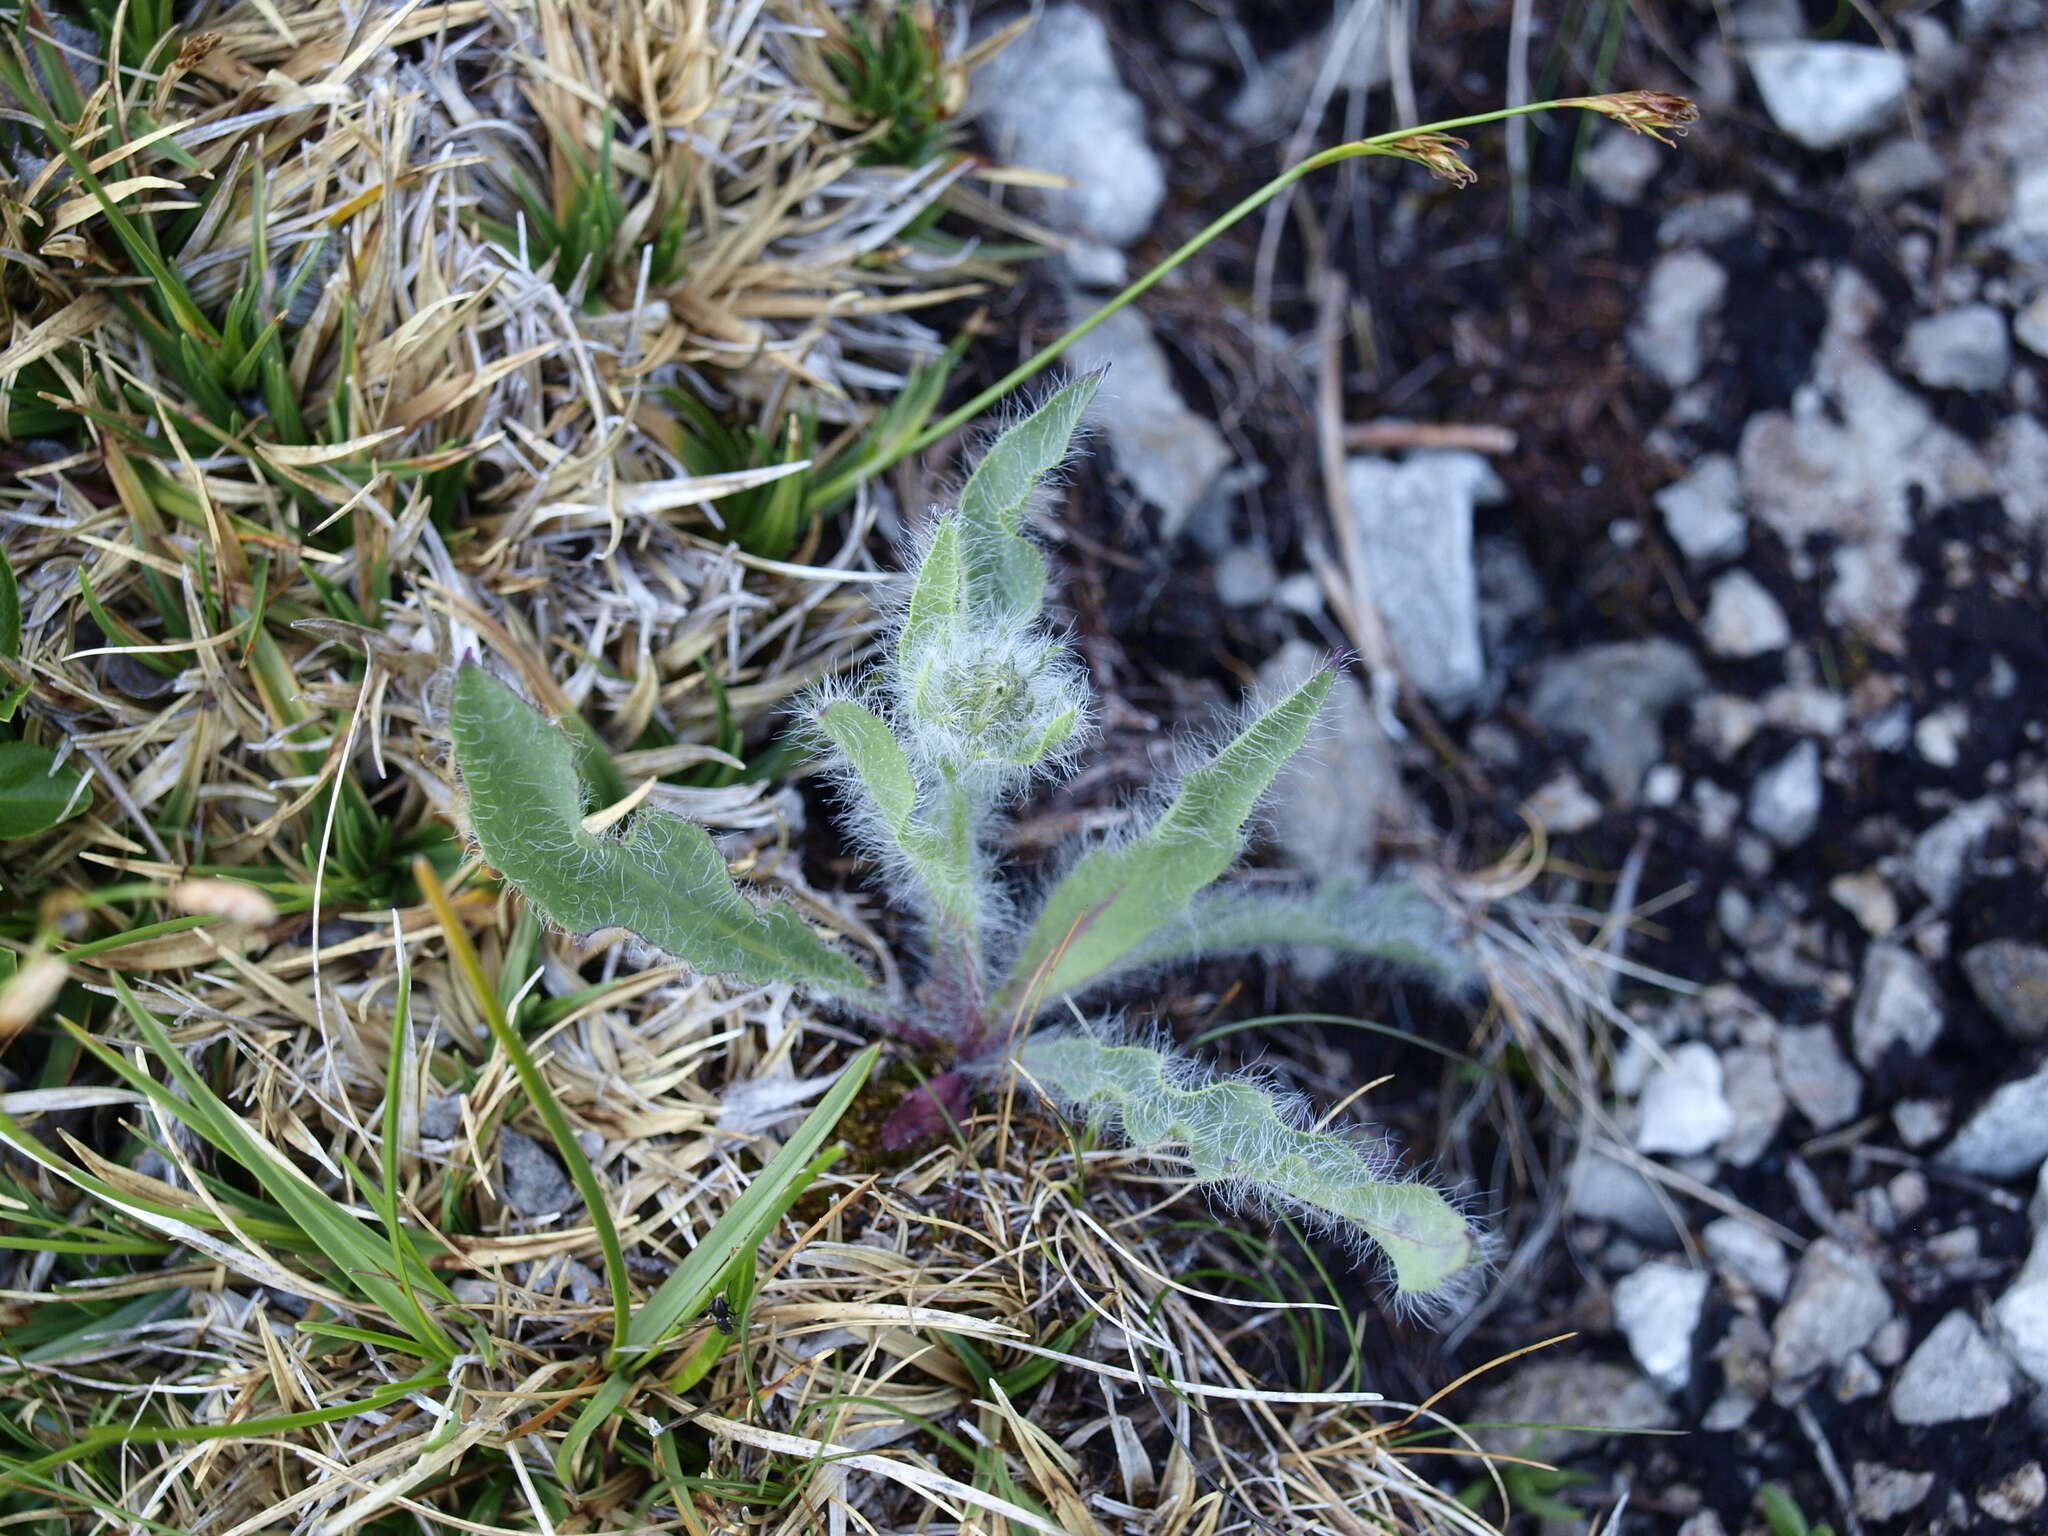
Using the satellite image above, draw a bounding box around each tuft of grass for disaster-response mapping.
[821,2,960,168]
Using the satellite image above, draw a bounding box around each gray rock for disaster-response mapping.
[1977,1463,2047,1525]
[1613,1259,1709,1389]
[1775,1024,1863,1130]
[1889,1310,2015,1424]
[1524,771,1605,835]
[1213,544,1277,608]
[1658,191,1757,249]
[1718,1044,1786,1166]
[1748,42,1909,150]
[1569,1150,1681,1242]
[1852,943,1945,1069]
[1629,250,1728,389]
[1772,1238,1892,1383]
[2001,163,2048,266]
[497,1127,578,1217]
[1911,798,2002,911]
[1854,1462,1936,1522]
[419,1094,464,1141]
[1704,1217,1792,1300]
[973,7,1165,248]
[1994,1276,2048,1388]
[1833,1350,1883,1401]
[1748,740,1823,848]
[1655,454,1747,564]
[1852,136,1945,205]
[1067,306,1232,539]
[1584,126,1664,206]
[1702,570,1791,657]
[1469,1358,1675,1461]
[1897,305,2012,393]
[2019,291,2048,359]
[1528,640,1707,803]
[1894,1098,1951,1147]
[1962,941,2048,1040]
[1347,452,1495,709]
[1636,1042,1736,1155]
[1940,1062,2048,1180]
[1259,641,1399,883]
[1989,413,2048,529]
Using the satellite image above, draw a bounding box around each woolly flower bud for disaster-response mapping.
[899,622,1086,776]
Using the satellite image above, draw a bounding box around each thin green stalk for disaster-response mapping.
[812,95,1686,506]
[413,858,634,1358]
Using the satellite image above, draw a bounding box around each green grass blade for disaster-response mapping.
[620,1045,876,1363]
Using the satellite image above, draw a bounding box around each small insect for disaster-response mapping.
[709,1295,735,1335]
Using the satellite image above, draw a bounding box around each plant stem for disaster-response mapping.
[827,96,1654,500]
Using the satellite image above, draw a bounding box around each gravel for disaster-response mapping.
[1635,1042,1736,1155]
[1888,1310,2016,1424]
[1701,570,1792,657]
[1747,42,1910,150]
[1703,1217,1792,1301]
[497,1127,578,1218]
[1613,1259,1709,1389]
[1961,941,2048,1040]
[1896,304,2012,392]
[1939,1062,2048,1180]
[1528,640,1707,803]
[1654,454,1747,564]
[1346,452,1501,710]
[972,6,1164,249]
[1851,943,1946,1069]
[1909,798,2002,911]
[1584,126,1665,206]
[1774,1024,1863,1130]
[1747,740,1823,848]
[1771,1238,1893,1384]
[1629,250,1727,389]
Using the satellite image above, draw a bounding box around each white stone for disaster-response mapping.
[1636,1042,1736,1155]
[1347,452,1493,709]
[1851,136,1944,204]
[1990,413,2048,528]
[1529,641,1705,802]
[1940,1062,2048,1180]
[1702,570,1792,657]
[1584,127,1664,206]
[2018,291,2048,359]
[1852,943,1944,1068]
[1748,740,1823,848]
[1213,544,1276,608]
[1775,1024,1863,1130]
[1855,1463,1936,1521]
[1748,42,1909,150]
[1994,1276,2048,1388]
[1910,798,2002,910]
[1717,1045,1785,1166]
[1067,306,1232,539]
[1703,1216,1791,1299]
[1655,455,1747,563]
[1630,250,1728,389]
[1525,772,1604,835]
[1642,763,1683,807]
[973,7,1165,248]
[1771,1238,1892,1382]
[1897,304,2012,393]
[1889,1310,2015,1424]
[1828,870,1898,935]
[1613,1260,1709,1390]
[1569,1151,1681,1242]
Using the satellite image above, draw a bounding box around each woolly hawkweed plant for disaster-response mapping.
[451,375,1490,1308]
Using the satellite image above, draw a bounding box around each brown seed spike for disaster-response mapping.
[1560,90,1703,147]
[1382,132,1478,189]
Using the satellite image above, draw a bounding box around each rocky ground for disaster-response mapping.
[964,0,2048,1530]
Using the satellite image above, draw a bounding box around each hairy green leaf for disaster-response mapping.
[1002,668,1333,1006]
[451,665,874,1000]
[818,697,974,924]
[955,374,1098,622]
[1019,1033,1478,1300]
[1075,879,1475,1000]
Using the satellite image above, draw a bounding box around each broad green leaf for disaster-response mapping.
[1071,879,1476,1000]
[622,1045,876,1362]
[0,740,88,838]
[817,698,974,925]
[450,665,874,1001]
[1019,1034,1478,1300]
[1002,668,1333,1006]
[954,373,1099,622]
